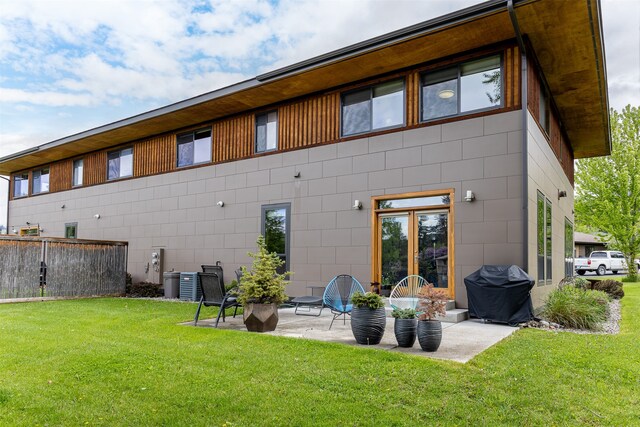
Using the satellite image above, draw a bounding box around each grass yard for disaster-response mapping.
[1,284,639,426]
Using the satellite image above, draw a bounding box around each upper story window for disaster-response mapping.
[256,111,278,153]
[73,159,83,187]
[422,55,502,121]
[32,167,50,194]
[13,173,29,198]
[342,79,404,136]
[107,147,133,180]
[177,128,212,167]
[539,83,550,134]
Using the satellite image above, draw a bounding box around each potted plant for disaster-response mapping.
[391,308,417,348]
[416,284,448,352]
[350,292,386,345]
[237,235,290,332]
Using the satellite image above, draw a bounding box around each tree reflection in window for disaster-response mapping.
[262,204,290,274]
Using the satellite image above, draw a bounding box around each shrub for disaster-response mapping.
[351,292,385,309]
[558,276,589,290]
[591,279,624,299]
[126,282,163,298]
[542,286,610,330]
[238,235,290,305]
[416,284,448,321]
[391,308,417,319]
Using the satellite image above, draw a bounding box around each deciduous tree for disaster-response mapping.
[575,105,640,280]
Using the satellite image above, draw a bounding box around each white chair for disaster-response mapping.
[389,275,428,310]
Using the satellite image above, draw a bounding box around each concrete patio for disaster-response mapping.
[184,306,519,363]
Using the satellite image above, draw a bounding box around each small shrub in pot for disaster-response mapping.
[350,292,386,345]
[416,284,448,352]
[392,308,417,348]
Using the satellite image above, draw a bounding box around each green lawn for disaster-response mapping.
[1,285,639,426]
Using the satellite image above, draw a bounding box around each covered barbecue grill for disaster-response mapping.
[464,265,535,325]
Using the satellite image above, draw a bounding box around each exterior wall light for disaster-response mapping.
[464,190,475,202]
[94,214,101,219]
[558,190,567,199]
[216,201,225,207]
[352,200,362,210]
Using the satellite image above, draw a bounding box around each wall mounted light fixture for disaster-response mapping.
[352,200,362,210]
[216,201,225,207]
[293,171,301,178]
[464,190,475,202]
[558,190,567,199]
[94,214,101,219]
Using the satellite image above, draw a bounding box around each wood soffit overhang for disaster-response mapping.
[0,0,609,175]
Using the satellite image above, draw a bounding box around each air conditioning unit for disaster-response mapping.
[179,272,202,302]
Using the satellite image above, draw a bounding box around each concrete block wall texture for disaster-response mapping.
[526,112,574,308]
[9,111,525,307]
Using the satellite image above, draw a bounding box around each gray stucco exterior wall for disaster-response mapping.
[9,110,524,308]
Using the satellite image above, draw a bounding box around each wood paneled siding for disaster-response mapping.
[49,160,72,193]
[279,93,340,150]
[213,115,254,163]
[84,151,107,186]
[527,55,574,185]
[13,44,529,197]
[134,135,175,176]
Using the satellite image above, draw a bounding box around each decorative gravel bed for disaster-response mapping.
[524,299,621,335]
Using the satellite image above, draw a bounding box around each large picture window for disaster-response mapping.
[107,148,133,180]
[32,167,50,194]
[13,173,29,198]
[261,203,290,274]
[256,111,278,153]
[177,128,212,167]
[422,55,502,121]
[342,79,404,136]
[537,191,552,283]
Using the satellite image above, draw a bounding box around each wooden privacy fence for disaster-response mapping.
[0,236,128,299]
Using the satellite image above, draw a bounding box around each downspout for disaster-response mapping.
[508,0,529,272]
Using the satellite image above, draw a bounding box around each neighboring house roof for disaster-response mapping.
[574,232,607,245]
[0,0,610,175]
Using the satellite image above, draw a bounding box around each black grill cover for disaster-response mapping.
[464,265,534,325]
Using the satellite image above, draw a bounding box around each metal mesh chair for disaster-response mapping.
[389,275,428,311]
[194,272,240,327]
[322,275,365,329]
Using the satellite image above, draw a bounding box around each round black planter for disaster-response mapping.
[417,320,442,352]
[394,318,417,348]
[351,307,386,345]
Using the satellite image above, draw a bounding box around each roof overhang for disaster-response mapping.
[0,0,609,175]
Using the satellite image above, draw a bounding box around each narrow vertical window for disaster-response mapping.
[177,128,212,167]
[73,159,84,187]
[539,84,550,134]
[342,79,404,136]
[32,167,50,194]
[107,147,133,180]
[546,198,552,281]
[255,111,278,153]
[537,191,545,282]
[13,173,29,198]
[564,218,574,277]
[261,203,290,274]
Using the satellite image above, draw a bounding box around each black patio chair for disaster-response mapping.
[194,272,240,327]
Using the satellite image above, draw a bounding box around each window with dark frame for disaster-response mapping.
[421,54,502,121]
[255,111,278,153]
[342,79,404,136]
[73,159,83,187]
[261,203,290,274]
[32,167,50,194]
[537,191,552,284]
[13,173,29,198]
[539,83,550,134]
[107,147,133,180]
[177,128,212,167]
[65,223,78,239]
[564,218,574,277]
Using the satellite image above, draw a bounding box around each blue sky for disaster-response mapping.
[0,0,639,230]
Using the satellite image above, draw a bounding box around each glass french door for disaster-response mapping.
[378,210,450,294]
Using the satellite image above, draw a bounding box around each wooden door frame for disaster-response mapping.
[371,189,455,299]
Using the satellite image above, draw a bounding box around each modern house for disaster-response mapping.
[574,232,608,258]
[0,0,609,310]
